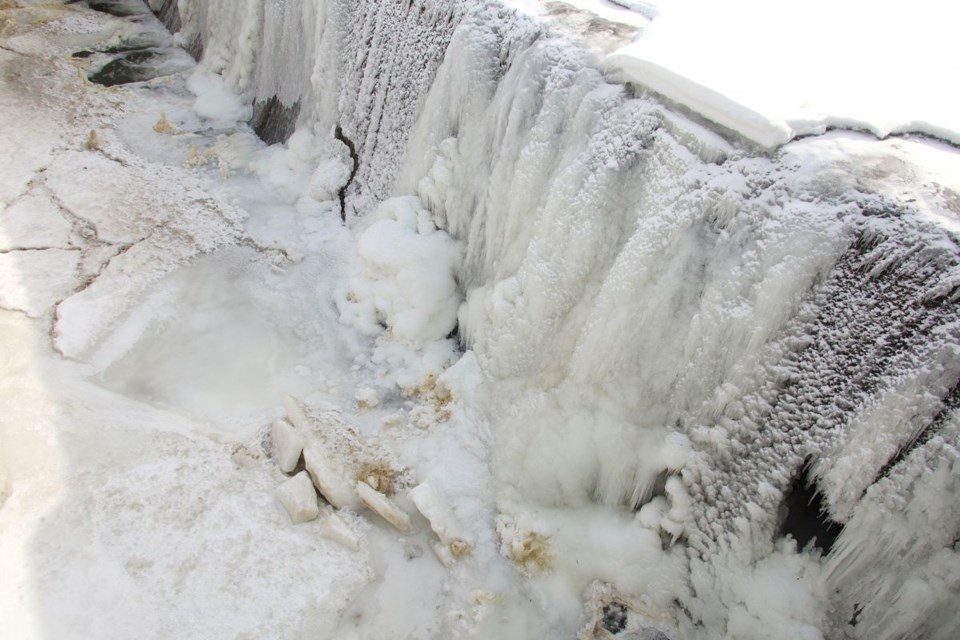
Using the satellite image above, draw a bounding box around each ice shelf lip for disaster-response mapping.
[599,0,960,153]
[603,49,794,150]
[604,44,960,151]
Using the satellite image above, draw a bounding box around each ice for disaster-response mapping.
[276,470,321,523]
[605,0,960,148]
[0,249,81,318]
[2,1,960,639]
[271,418,304,473]
[351,195,462,345]
[187,68,253,129]
[356,481,414,534]
[0,192,74,251]
[303,442,358,509]
[321,512,362,551]
[410,481,471,547]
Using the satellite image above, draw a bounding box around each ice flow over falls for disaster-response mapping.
[155,0,960,638]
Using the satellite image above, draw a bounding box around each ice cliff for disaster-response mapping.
[153,1,960,638]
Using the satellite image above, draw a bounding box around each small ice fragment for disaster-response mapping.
[304,445,356,509]
[276,471,319,524]
[321,513,360,551]
[271,418,304,473]
[356,481,413,533]
[409,482,467,546]
[355,387,379,409]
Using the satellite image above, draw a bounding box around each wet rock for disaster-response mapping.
[88,50,162,87]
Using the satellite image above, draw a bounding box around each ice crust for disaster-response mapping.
[604,1,960,149]
[1,1,959,640]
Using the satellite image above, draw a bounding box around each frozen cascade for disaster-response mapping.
[150,1,960,638]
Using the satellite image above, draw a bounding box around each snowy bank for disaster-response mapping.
[604,0,960,148]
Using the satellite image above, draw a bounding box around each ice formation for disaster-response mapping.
[160,0,959,636]
[1,0,958,639]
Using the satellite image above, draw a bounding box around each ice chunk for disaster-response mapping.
[303,444,357,509]
[409,482,468,546]
[271,418,303,473]
[321,513,360,551]
[356,481,413,533]
[275,471,319,524]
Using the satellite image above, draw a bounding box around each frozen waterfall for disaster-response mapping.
[19,0,958,638]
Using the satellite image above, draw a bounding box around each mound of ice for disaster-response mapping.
[352,196,462,345]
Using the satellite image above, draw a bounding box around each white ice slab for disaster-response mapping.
[276,471,320,524]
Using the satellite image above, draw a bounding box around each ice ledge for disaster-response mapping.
[604,51,793,149]
[606,43,960,150]
[591,1,960,150]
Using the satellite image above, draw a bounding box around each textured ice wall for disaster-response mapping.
[166,1,960,637]
[159,0,463,213]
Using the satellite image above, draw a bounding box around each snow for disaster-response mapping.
[187,68,253,129]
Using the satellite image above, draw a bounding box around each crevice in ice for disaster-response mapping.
[778,458,843,554]
[250,96,301,146]
[334,124,359,222]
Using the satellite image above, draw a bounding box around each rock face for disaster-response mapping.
[276,471,320,524]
